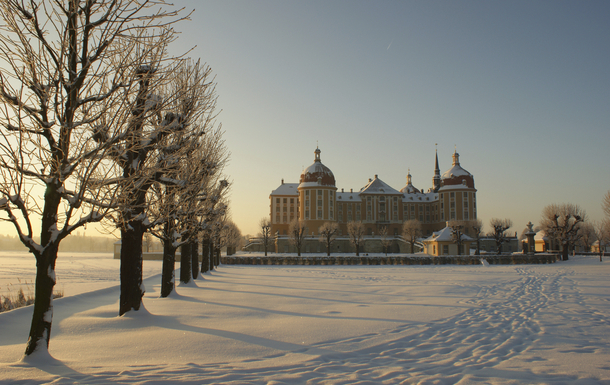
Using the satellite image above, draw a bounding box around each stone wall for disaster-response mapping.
[222,253,560,266]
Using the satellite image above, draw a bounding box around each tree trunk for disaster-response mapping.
[208,240,215,271]
[201,237,210,273]
[120,224,144,316]
[161,237,176,298]
[191,240,199,280]
[562,242,569,261]
[214,247,220,267]
[25,182,61,355]
[410,239,414,254]
[24,245,58,356]
[356,244,360,256]
[180,242,192,283]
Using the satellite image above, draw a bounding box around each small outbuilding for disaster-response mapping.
[423,226,473,256]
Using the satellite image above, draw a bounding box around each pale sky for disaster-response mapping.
[2,1,609,240]
[172,0,610,236]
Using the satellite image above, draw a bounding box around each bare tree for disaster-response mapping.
[259,218,272,256]
[489,218,513,254]
[148,178,180,297]
[347,221,366,256]
[603,191,610,219]
[147,79,221,293]
[289,218,307,256]
[221,220,242,255]
[593,220,610,262]
[468,219,483,255]
[402,219,422,254]
[115,55,219,311]
[319,222,339,256]
[578,222,596,252]
[379,227,392,256]
[0,0,184,356]
[540,203,586,261]
[448,220,468,256]
[143,233,154,253]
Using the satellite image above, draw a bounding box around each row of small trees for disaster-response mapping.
[258,218,426,256]
[0,1,236,358]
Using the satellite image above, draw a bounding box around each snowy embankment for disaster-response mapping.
[0,252,609,384]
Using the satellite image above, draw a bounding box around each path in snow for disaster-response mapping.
[126,267,570,384]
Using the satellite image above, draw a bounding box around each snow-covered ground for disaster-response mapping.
[1,251,609,384]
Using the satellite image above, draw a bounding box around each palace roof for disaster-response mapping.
[270,182,299,196]
[359,175,401,195]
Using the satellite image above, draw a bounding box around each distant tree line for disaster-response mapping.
[0,233,118,253]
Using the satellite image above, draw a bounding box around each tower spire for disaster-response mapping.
[452,146,460,166]
[433,145,441,192]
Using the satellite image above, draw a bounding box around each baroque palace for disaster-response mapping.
[267,147,478,254]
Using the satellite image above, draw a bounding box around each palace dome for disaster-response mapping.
[441,151,475,188]
[299,147,335,187]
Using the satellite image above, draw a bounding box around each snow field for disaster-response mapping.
[0,252,609,384]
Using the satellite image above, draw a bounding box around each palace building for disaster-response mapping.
[265,147,477,254]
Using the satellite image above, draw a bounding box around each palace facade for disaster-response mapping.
[269,147,478,244]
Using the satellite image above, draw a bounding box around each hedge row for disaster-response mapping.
[221,254,559,266]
